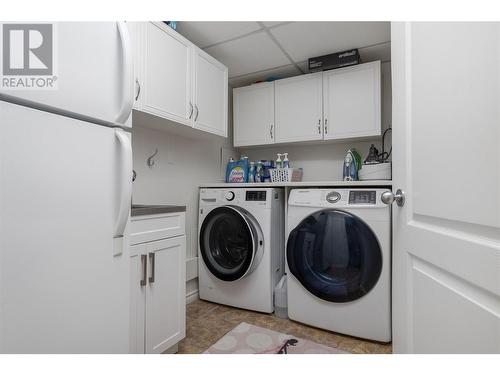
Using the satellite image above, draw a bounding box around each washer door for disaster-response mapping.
[287,209,382,303]
[200,206,261,282]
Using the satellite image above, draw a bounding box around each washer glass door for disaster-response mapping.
[287,209,382,303]
[200,206,256,281]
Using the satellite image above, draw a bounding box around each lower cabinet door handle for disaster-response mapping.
[140,254,147,286]
[148,252,155,284]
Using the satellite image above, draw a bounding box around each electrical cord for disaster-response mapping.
[378,127,392,162]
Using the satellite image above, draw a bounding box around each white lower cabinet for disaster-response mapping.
[129,212,186,354]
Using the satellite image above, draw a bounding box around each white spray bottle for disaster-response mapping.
[283,153,290,168]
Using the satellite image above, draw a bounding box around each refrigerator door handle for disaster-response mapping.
[114,129,132,239]
[115,21,134,125]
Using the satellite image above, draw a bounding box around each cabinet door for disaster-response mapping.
[323,61,381,140]
[193,48,228,137]
[274,73,323,143]
[145,236,186,354]
[129,244,146,354]
[233,82,275,147]
[127,22,144,111]
[143,22,192,125]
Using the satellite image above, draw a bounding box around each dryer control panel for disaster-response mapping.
[348,190,376,205]
[288,189,391,209]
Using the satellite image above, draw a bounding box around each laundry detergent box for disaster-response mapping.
[226,159,249,183]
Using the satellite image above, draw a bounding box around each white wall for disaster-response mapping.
[131,120,235,300]
[242,62,392,179]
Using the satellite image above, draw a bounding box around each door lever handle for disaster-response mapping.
[381,189,405,207]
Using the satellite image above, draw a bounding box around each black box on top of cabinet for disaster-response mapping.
[308,49,361,72]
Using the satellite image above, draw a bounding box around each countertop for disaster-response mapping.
[131,204,186,217]
[199,180,392,188]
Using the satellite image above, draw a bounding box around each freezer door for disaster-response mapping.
[0,100,131,353]
[0,22,133,127]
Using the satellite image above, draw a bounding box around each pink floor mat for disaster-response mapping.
[204,322,347,354]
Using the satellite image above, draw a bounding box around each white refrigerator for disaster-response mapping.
[0,22,134,353]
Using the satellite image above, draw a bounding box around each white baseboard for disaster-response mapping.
[186,289,199,304]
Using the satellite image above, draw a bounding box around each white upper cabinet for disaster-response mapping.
[274,73,324,143]
[143,22,192,125]
[233,82,275,147]
[232,61,381,147]
[323,61,381,140]
[192,48,228,137]
[128,22,228,137]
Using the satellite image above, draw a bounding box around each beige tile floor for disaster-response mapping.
[177,299,392,354]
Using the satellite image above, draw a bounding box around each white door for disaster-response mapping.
[0,22,134,127]
[145,236,186,354]
[0,101,131,353]
[193,47,228,137]
[274,73,323,143]
[142,22,191,126]
[323,61,381,140]
[233,82,275,147]
[391,22,500,353]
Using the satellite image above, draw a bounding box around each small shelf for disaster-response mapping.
[199,180,392,188]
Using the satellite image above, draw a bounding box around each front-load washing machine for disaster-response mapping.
[286,188,391,342]
[198,188,284,313]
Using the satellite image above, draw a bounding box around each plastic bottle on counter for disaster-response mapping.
[249,161,256,183]
[283,153,290,168]
[255,161,264,183]
[276,153,283,168]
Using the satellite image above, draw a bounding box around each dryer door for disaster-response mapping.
[287,209,382,303]
[200,206,261,282]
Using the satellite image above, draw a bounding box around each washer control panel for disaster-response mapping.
[246,191,267,201]
[348,190,376,205]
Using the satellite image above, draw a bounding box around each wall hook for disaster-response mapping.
[147,148,158,169]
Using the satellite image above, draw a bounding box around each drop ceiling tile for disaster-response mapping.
[270,22,390,62]
[205,31,291,78]
[229,64,302,88]
[176,22,261,48]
